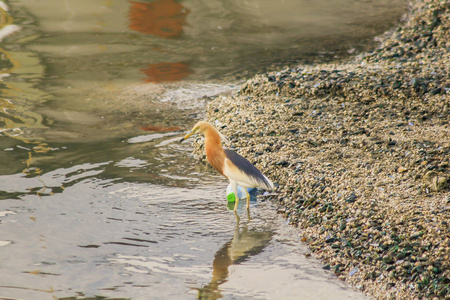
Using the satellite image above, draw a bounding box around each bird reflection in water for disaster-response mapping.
[196,212,273,299]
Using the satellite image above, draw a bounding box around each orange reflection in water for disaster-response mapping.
[128,0,190,38]
[141,62,191,83]
[139,124,182,132]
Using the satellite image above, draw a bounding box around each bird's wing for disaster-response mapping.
[223,149,273,190]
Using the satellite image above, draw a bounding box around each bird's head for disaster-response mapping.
[179,121,212,142]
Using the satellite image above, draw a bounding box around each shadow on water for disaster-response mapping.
[196,212,273,299]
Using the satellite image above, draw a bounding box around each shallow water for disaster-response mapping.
[0,179,372,299]
[0,0,407,299]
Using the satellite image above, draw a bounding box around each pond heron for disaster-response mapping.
[180,121,274,211]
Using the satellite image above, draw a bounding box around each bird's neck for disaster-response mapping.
[204,128,225,174]
[204,128,222,148]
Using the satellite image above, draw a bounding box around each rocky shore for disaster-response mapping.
[195,0,449,299]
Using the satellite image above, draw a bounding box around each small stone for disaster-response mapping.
[392,81,402,89]
[423,171,449,191]
[383,256,395,264]
[325,237,336,243]
[349,267,359,276]
[430,87,442,95]
[397,166,408,173]
[345,192,357,203]
[276,160,290,167]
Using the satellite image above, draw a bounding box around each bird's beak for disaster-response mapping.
[179,130,194,143]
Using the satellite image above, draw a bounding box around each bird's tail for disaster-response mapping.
[260,175,274,191]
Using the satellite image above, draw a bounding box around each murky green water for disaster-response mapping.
[0,0,406,299]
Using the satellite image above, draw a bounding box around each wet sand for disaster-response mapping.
[197,0,450,299]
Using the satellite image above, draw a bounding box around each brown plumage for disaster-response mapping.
[180,121,274,211]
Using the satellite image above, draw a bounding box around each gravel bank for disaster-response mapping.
[196,0,450,299]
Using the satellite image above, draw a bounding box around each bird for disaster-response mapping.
[179,121,274,211]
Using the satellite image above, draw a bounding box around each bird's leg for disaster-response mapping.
[230,180,239,211]
[245,190,252,220]
[245,189,250,210]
